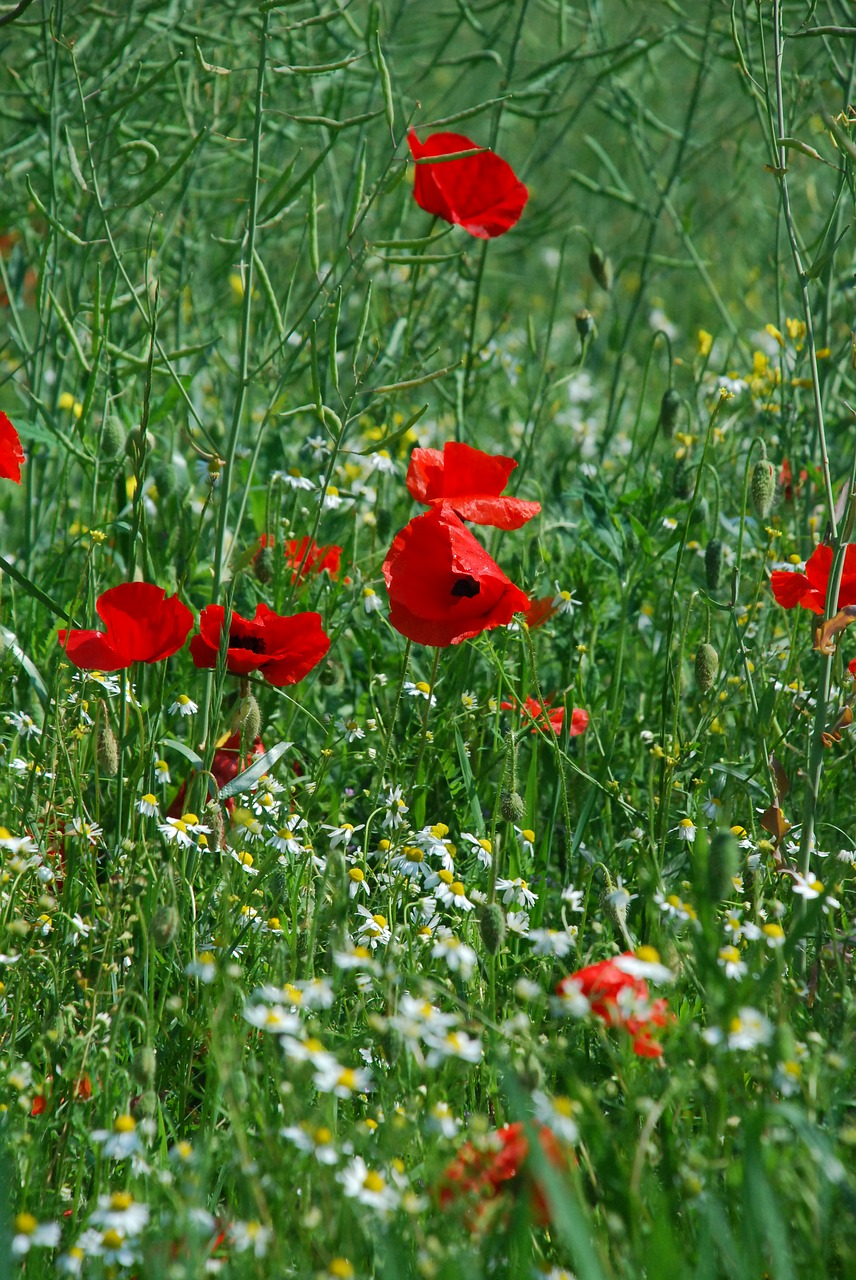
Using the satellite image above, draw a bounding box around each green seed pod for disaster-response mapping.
[125,426,155,458]
[238,694,261,745]
[96,705,118,777]
[100,415,126,459]
[589,246,614,291]
[575,309,596,340]
[750,458,776,521]
[478,902,506,956]
[500,789,525,823]
[695,642,719,693]
[659,388,682,437]
[151,905,179,948]
[254,543,275,585]
[707,829,738,901]
[705,539,724,591]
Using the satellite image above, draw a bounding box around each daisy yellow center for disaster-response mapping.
[415,682,431,694]
[110,1191,134,1209]
[362,1171,386,1193]
[403,847,423,862]
[113,1116,136,1134]
[478,838,492,854]
[450,881,466,897]
[237,851,253,866]
[304,1038,324,1054]
[635,945,660,963]
[315,1127,332,1145]
[14,1213,37,1234]
[430,823,449,839]
[372,913,388,929]
[438,869,454,885]
[348,868,364,882]
[102,1229,125,1249]
[337,1069,357,1091]
[141,794,156,806]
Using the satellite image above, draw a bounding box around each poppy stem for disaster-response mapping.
[371,639,411,814]
[411,647,440,782]
[522,625,573,875]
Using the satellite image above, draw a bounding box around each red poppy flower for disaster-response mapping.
[283,535,343,582]
[557,954,669,1058]
[0,411,25,483]
[406,442,540,530]
[438,1122,565,1228]
[770,543,856,615]
[408,129,528,239]
[382,506,529,647]
[58,583,193,671]
[190,603,330,686]
[501,695,588,737]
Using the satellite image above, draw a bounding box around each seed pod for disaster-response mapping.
[705,539,724,591]
[501,789,525,823]
[125,425,155,458]
[575,309,596,340]
[100,416,126,458]
[750,458,776,521]
[151,905,179,948]
[478,902,506,956]
[234,694,261,756]
[659,388,681,437]
[97,705,118,776]
[589,245,614,291]
[707,829,738,901]
[254,543,275,585]
[695,642,719,693]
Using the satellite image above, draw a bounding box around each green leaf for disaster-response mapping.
[160,738,204,771]
[219,741,292,800]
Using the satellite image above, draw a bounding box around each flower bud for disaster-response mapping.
[125,426,155,458]
[478,902,506,956]
[575,309,596,341]
[659,388,681,437]
[232,694,261,752]
[151,457,177,500]
[500,789,525,823]
[254,543,275,585]
[100,416,126,458]
[672,459,694,500]
[695,642,719,693]
[750,458,776,521]
[705,539,724,591]
[132,1046,156,1088]
[204,800,226,853]
[588,246,613,291]
[97,705,118,777]
[151,905,179,948]
[707,830,738,901]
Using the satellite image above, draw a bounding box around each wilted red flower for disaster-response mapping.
[284,535,343,582]
[382,506,529,647]
[557,954,670,1058]
[770,543,856,614]
[501,695,588,737]
[406,441,540,530]
[59,583,193,671]
[0,411,25,483]
[438,1122,565,1228]
[190,603,330,686]
[408,129,528,239]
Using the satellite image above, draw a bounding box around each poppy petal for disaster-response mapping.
[0,411,25,484]
[408,129,528,239]
[58,629,127,671]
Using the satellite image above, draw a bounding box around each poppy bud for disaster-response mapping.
[132,1046,156,1088]
[270,869,286,901]
[97,705,118,776]
[659,388,682,437]
[100,415,126,458]
[232,694,261,752]
[501,789,525,823]
[589,246,613,291]
[151,457,177,500]
[204,800,226,853]
[478,902,506,955]
[575,309,596,341]
[375,506,393,540]
[672,459,694,500]
[705,539,724,591]
[151,905,179,948]
[695,642,719,693]
[707,830,738,901]
[750,458,776,521]
[601,885,628,939]
[125,426,155,458]
[254,544,275,585]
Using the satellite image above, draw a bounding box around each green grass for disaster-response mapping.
[1,1,856,1276]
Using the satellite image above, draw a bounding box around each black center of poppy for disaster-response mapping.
[451,575,480,599]
[229,635,265,653]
